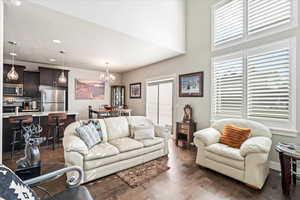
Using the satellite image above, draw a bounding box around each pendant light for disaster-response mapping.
[58,50,67,84]
[7,41,19,81]
[100,62,116,84]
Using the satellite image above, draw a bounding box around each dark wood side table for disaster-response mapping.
[275,143,300,196]
[176,122,196,148]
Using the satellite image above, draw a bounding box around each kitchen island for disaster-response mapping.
[2,112,78,153]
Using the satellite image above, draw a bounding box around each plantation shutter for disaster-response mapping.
[213,55,244,117]
[214,0,244,46]
[247,46,290,120]
[247,0,292,34]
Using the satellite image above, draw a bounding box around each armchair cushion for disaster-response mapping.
[206,143,244,161]
[193,128,221,146]
[240,136,272,157]
[0,165,39,200]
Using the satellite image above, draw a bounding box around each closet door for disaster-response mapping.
[146,84,158,124]
[158,82,173,127]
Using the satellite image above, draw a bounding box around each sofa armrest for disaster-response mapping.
[63,135,89,155]
[193,128,221,146]
[154,125,171,139]
[240,137,272,157]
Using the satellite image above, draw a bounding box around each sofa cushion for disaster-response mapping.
[109,137,144,153]
[138,137,164,147]
[127,116,154,136]
[84,142,120,161]
[104,117,130,140]
[132,125,155,140]
[84,143,163,170]
[75,123,101,149]
[205,143,244,161]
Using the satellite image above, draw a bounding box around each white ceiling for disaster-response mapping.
[3,0,186,72]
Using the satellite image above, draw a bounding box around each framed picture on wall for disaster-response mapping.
[179,72,204,97]
[75,79,105,100]
[130,82,142,98]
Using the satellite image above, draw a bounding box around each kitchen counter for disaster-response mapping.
[3,111,79,118]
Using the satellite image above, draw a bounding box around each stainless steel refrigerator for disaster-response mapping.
[40,86,66,112]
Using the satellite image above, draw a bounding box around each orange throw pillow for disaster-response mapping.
[220,125,251,149]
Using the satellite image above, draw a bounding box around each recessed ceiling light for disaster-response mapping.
[52,40,61,44]
[49,58,56,62]
[9,52,17,56]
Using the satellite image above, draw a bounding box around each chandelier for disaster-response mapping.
[100,62,116,84]
[58,51,67,84]
[7,41,19,81]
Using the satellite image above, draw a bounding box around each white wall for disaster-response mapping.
[0,0,4,163]
[122,0,300,164]
[122,0,212,131]
[68,68,122,120]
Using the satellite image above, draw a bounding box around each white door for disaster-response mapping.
[146,80,173,128]
[146,84,158,124]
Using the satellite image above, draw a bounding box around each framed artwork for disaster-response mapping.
[179,72,204,97]
[130,82,142,98]
[75,79,105,100]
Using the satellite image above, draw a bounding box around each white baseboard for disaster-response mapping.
[269,161,300,172]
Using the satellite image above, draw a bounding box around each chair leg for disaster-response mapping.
[52,126,56,151]
[11,131,17,160]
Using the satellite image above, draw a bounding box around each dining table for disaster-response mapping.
[88,107,132,119]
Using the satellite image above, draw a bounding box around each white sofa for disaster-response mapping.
[63,116,170,184]
[194,119,272,189]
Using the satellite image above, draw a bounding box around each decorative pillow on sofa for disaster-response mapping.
[220,124,251,149]
[132,125,155,140]
[80,119,103,140]
[76,123,101,149]
[0,165,39,200]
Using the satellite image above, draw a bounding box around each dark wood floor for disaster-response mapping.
[3,141,300,200]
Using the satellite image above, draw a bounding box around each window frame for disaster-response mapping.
[211,0,298,51]
[211,38,297,136]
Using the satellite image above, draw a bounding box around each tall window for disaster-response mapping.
[213,0,296,49]
[212,39,296,130]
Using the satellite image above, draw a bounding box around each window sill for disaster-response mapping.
[269,127,298,138]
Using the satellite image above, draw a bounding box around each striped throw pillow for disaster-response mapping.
[75,123,101,149]
[220,125,251,149]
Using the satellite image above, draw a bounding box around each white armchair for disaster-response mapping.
[194,119,272,189]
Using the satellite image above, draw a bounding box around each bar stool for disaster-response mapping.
[9,115,33,159]
[47,113,67,150]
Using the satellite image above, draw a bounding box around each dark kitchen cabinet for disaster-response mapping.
[23,71,40,98]
[3,64,25,84]
[39,67,69,87]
